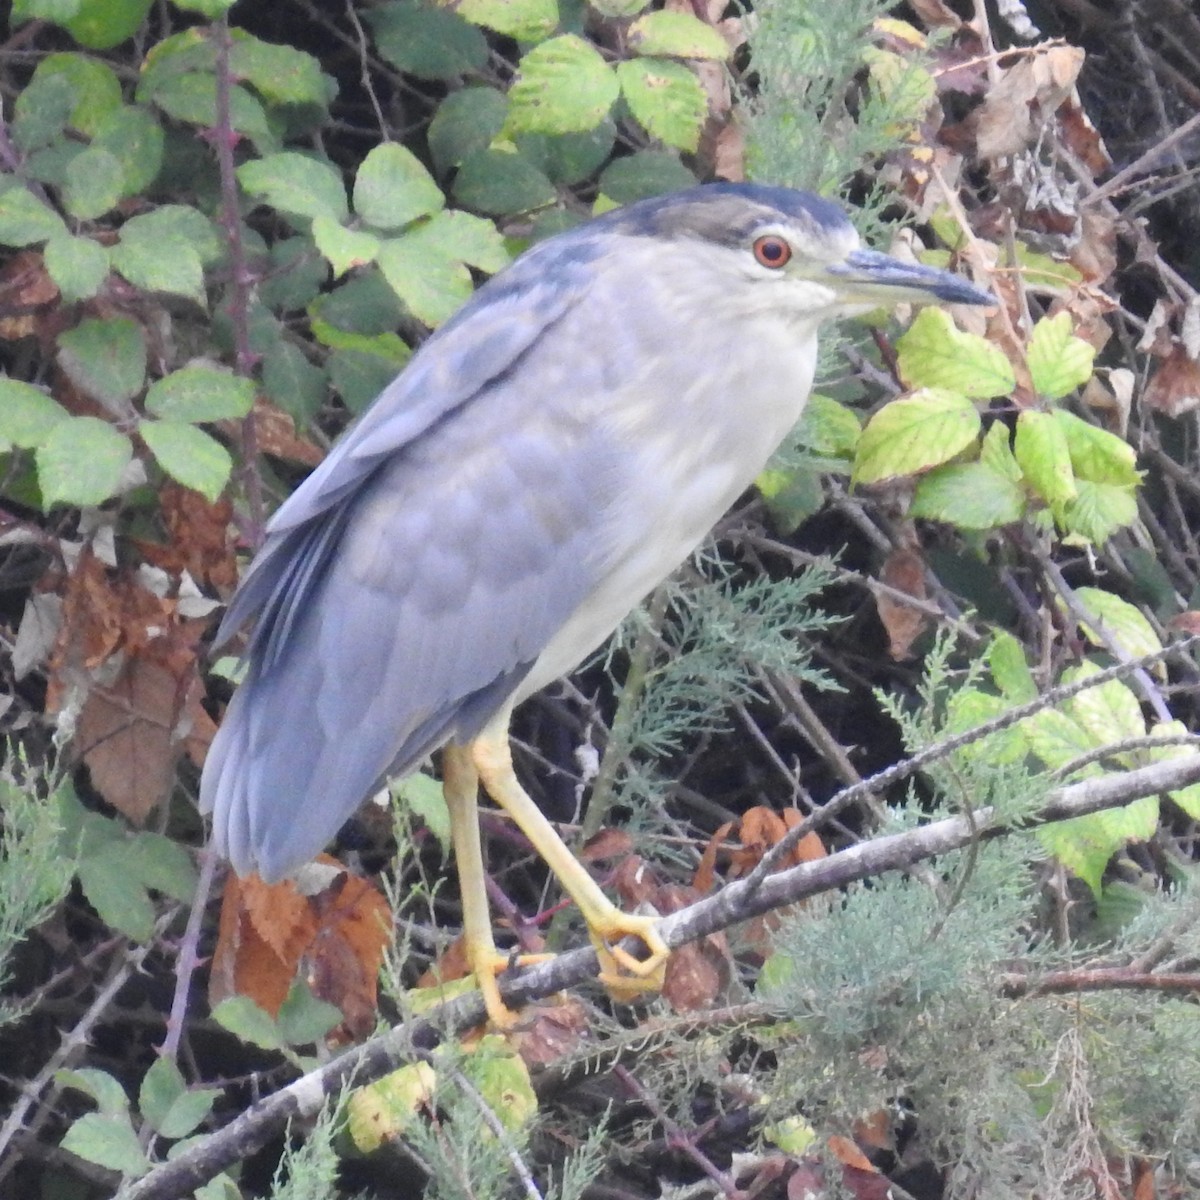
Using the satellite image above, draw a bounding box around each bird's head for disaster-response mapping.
[594,182,994,321]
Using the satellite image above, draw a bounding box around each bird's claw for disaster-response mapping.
[468,949,556,1030]
[589,913,669,1002]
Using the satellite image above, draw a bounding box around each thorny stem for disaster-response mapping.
[209,16,266,549]
[0,930,162,1180]
[161,845,221,1064]
[614,1066,745,1200]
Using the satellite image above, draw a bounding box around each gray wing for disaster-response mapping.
[201,240,620,881]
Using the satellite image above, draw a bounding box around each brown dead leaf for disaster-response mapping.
[695,806,826,892]
[76,653,186,824]
[510,994,589,1068]
[244,396,324,466]
[975,46,1084,161]
[908,0,963,30]
[1070,210,1118,286]
[578,827,635,864]
[1058,97,1111,176]
[877,546,928,661]
[210,858,391,1041]
[1143,346,1200,417]
[135,483,238,593]
[852,1110,894,1152]
[0,250,60,343]
[1167,612,1200,636]
[828,1135,877,1172]
[657,881,730,1011]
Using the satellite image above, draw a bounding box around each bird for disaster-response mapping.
[200,182,994,1025]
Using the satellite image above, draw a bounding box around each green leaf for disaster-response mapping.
[853,388,981,484]
[1014,409,1075,508]
[57,1068,131,1116]
[139,1057,185,1133]
[378,234,472,328]
[895,307,1016,399]
[0,187,68,246]
[909,461,1025,529]
[1060,479,1138,544]
[506,36,619,136]
[796,393,860,457]
[61,0,152,49]
[57,317,146,407]
[366,3,489,81]
[34,53,122,136]
[627,10,730,59]
[1068,665,1144,746]
[420,208,509,272]
[616,58,708,152]
[237,152,348,223]
[393,772,451,854]
[1012,241,1083,289]
[140,421,233,502]
[428,88,509,177]
[378,211,509,316]
[62,146,125,220]
[1149,721,1200,821]
[0,380,70,449]
[453,149,556,216]
[1051,409,1140,487]
[989,630,1038,703]
[128,830,198,903]
[110,217,205,305]
[276,981,343,1046]
[1071,587,1162,662]
[261,339,327,424]
[229,34,327,107]
[457,0,559,39]
[11,69,76,153]
[1038,800,1158,897]
[36,418,132,507]
[1027,311,1095,399]
[45,234,110,301]
[140,1058,216,1139]
[172,0,236,14]
[61,1113,151,1177]
[144,366,254,423]
[143,74,276,152]
[535,120,617,186]
[329,348,405,414]
[77,841,156,938]
[597,150,695,202]
[211,996,284,1050]
[92,105,164,194]
[354,142,444,230]
[312,215,381,278]
[979,419,1022,482]
[1018,708,1098,773]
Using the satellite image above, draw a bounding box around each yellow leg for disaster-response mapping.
[442,745,550,1028]
[468,719,669,1001]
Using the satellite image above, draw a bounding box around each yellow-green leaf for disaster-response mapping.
[1014,409,1075,507]
[506,36,618,136]
[616,58,708,152]
[1051,409,1140,487]
[909,461,1025,528]
[627,11,730,60]
[353,142,444,231]
[456,0,559,41]
[896,307,1015,399]
[1071,587,1162,664]
[1027,311,1095,399]
[312,215,381,278]
[853,387,981,484]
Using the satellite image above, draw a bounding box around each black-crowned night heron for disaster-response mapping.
[201,183,992,1024]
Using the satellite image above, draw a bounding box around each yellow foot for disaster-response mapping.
[470,950,556,1030]
[588,912,669,1002]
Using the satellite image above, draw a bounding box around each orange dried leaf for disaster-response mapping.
[877,546,929,661]
[76,653,187,824]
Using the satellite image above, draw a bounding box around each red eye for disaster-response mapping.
[752,236,792,269]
